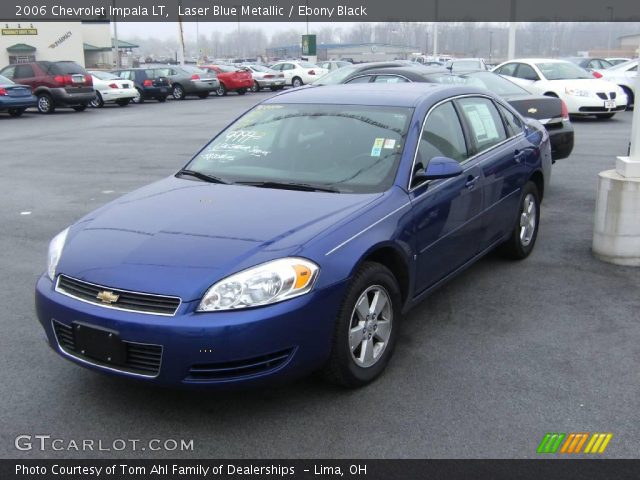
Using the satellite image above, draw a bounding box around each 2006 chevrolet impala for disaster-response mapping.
[36,83,551,388]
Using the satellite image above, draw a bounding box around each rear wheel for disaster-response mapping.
[499,181,540,260]
[37,93,55,114]
[323,262,401,388]
[216,83,227,96]
[72,105,87,112]
[8,108,25,117]
[133,88,144,104]
[237,88,247,95]
[172,84,185,100]
[292,77,303,88]
[89,93,104,108]
[250,81,260,92]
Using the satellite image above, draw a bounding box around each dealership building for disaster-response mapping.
[0,21,138,68]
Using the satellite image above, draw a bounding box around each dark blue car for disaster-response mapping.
[0,74,37,117]
[36,83,551,388]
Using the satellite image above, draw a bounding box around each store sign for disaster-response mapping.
[302,35,316,56]
[49,31,72,49]
[2,28,37,35]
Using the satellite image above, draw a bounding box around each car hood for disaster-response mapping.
[57,176,381,301]
[547,78,621,92]
[502,93,563,121]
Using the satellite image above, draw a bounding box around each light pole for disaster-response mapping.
[606,6,614,57]
[112,0,119,69]
[489,30,493,64]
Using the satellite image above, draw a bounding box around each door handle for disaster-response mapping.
[514,149,526,163]
[465,175,479,190]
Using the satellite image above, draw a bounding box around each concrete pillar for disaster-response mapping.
[592,58,640,266]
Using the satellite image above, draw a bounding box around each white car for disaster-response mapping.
[88,71,138,107]
[268,61,328,87]
[606,57,632,66]
[599,60,637,109]
[492,58,627,119]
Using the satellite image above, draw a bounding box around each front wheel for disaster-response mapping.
[250,81,260,92]
[8,108,25,117]
[292,77,303,88]
[323,262,401,388]
[499,181,540,259]
[132,88,143,104]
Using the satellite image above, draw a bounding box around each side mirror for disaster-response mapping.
[413,156,463,186]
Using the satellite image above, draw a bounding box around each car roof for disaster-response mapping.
[507,58,569,64]
[263,83,487,107]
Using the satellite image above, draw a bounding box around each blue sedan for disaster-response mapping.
[36,83,551,388]
[0,74,36,116]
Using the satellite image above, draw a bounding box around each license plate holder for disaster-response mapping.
[604,100,616,109]
[73,322,126,364]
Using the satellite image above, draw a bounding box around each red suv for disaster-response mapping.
[0,61,95,113]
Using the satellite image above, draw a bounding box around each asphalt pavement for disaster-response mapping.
[1,93,638,459]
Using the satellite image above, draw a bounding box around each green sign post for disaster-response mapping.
[301,34,316,56]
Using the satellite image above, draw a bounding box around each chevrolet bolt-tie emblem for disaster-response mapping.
[528,107,538,114]
[96,290,119,304]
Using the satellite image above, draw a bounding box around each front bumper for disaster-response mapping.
[563,93,628,115]
[35,275,346,388]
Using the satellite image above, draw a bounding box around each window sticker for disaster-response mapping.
[383,139,396,149]
[462,103,499,143]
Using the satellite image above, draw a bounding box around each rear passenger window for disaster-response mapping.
[515,64,539,81]
[457,97,508,153]
[496,63,517,76]
[417,101,468,166]
[14,64,34,79]
[497,104,524,137]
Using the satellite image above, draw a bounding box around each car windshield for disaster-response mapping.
[186,103,413,193]
[91,71,120,80]
[422,71,528,95]
[0,74,14,84]
[313,65,360,85]
[250,65,271,72]
[217,65,239,72]
[608,59,638,71]
[181,65,206,74]
[535,62,592,80]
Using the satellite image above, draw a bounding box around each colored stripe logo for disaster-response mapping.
[537,433,613,454]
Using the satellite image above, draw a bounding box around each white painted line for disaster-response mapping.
[20,211,31,215]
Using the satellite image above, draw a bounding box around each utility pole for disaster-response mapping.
[112,0,120,69]
[489,31,493,63]
[507,0,516,60]
[432,0,439,58]
[606,6,614,57]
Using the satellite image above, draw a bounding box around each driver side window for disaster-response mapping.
[416,102,468,173]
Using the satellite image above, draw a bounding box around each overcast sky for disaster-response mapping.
[114,22,354,40]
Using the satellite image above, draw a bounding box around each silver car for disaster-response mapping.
[154,65,219,100]
[244,65,286,92]
[318,60,352,71]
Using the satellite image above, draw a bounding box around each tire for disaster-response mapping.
[116,99,130,107]
[597,113,615,119]
[621,86,634,110]
[8,108,25,117]
[197,92,209,99]
[323,262,402,388]
[89,93,104,108]
[156,96,167,103]
[37,93,55,114]
[237,88,247,95]
[73,105,87,112]
[215,83,227,96]
[292,77,303,88]
[133,88,144,104]
[172,84,185,100]
[250,81,260,92]
[499,181,540,260]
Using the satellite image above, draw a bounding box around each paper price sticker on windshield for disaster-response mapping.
[383,139,396,149]
[371,138,385,157]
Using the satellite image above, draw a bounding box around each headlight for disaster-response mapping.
[198,258,319,312]
[47,228,69,281]
[565,86,590,97]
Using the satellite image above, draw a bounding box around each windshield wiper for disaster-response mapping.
[176,169,231,185]
[237,181,340,193]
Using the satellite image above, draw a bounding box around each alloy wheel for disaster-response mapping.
[519,193,537,247]
[348,285,393,368]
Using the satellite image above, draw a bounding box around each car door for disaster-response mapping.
[456,96,530,247]
[12,64,36,90]
[509,63,542,94]
[280,63,295,82]
[410,100,485,293]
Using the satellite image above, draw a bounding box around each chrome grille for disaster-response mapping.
[56,275,181,316]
